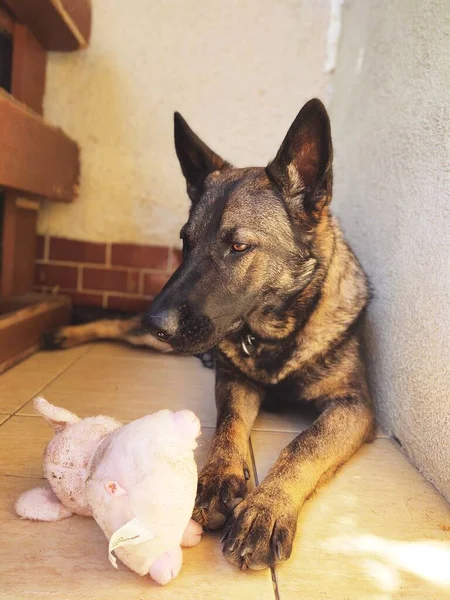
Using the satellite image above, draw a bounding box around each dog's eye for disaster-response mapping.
[231,243,250,253]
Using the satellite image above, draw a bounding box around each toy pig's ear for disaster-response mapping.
[105,481,128,497]
[33,396,80,433]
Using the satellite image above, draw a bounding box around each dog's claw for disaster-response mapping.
[243,466,250,481]
[219,529,229,543]
[224,538,238,554]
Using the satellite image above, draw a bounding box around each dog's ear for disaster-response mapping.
[267,99,333,220]
[174,112,229,202]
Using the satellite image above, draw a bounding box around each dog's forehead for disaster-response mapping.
[188,167,281,235]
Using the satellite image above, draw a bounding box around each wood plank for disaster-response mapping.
[3,0,91,51]
[0,89,80,202]
[0,294,71,371]
[0,5,13,36]
[1,195,38,297]
[0,18,46,298]
[11,23,46,114]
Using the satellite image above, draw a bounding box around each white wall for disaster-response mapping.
[39,0,332,246]
[329,0,450,500]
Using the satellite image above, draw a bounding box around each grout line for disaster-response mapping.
[105,243,111,267]
[271,567,281,600]
[248,436,259,486]
[34,285,152,300]
[0,414,13,426]
[79,290,152,298]
[249,436,281,600]
[35,259,168,274]
[0,473,46,480]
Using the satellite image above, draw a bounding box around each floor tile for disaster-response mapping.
[16,346,387,438]
[254,405,315,433]
[251,432,450,600]
[18,352,218,426]
[82,343,388,436]
[0,416,49,477]
[0,426,272,599]
[0,414,9,426]
[0,346,90,414]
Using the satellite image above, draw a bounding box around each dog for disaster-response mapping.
[43,99,375,571]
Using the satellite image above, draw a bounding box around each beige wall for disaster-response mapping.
[39,0,332,246]
[329,0,450,500]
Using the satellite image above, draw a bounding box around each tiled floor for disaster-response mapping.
[0,343,449,599]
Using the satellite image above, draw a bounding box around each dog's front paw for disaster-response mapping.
[221,485,298,570]
[193,459,250,530]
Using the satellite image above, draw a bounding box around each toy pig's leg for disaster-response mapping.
[181,519,202,547]
[15,487,73,521]
[149,546,182,586]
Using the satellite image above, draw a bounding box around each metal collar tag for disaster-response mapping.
[241,334,256,357]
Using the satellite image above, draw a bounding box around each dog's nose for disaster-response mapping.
[143,309,179,342]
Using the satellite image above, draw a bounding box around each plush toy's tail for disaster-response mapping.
[33,396,80,433]
[15,487,73,521]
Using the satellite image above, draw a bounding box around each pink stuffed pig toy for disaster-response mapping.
[15,397,203,585]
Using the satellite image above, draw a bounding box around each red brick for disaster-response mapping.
[106,295,150,313]
[35,263,78,289]
[82,267,134,293]
[142,273,170,297]
[36,235,46,260]
[111,243,169,270]
[49,237,106,263]
[128,270,139,294]
[171,249,183,271]
[67,292,103,308]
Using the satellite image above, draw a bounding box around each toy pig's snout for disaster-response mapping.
[173,410,201,442]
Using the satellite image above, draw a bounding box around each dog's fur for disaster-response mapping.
[43,99,375,571]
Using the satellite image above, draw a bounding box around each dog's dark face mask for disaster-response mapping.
[144,100,333,354]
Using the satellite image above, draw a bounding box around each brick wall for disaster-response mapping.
[35,236,182,312]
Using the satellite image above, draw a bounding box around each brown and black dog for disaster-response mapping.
[43,99,375,571]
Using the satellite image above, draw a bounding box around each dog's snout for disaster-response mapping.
[143,309,179,341]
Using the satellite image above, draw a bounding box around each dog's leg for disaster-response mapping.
[193,365,264,530]
[222,395,374,570]
[41,315,171,353]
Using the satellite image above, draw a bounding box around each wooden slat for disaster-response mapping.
[1,194,39,297]
[0,89,80,202]
[0,294,71,370]
[11,23,46,114]
[2,0,91,51]
[0,17,47,299]
[0,4,13,35]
